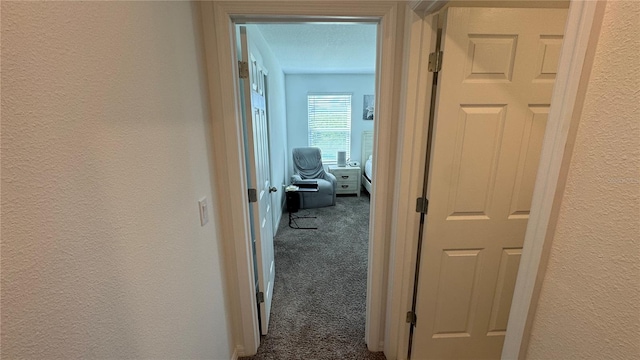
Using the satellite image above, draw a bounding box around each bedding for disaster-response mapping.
[364,155,373,182]
[361,130,374,195]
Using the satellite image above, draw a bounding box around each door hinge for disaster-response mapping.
[257,291,265,303]
[238,61,249,79]
[248,188,257,203]
[406,311,417,325]
[428,51,443,72]
[416,197,429,214]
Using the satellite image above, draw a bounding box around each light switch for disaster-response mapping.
[199,198,209,226]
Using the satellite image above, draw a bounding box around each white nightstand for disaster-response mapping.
[328,165,361,197]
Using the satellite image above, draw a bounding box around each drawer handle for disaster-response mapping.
[341,185,349,188]
[341,175,349,179]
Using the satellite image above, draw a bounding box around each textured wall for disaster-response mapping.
[285,73,375,177]
[1,2,232,359]
[526,1,640,359]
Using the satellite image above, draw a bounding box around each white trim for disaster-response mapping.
[200,1,401,355]
[384,1,606,360]
[366,3,400,352]
[416,0,447,14]
[200,2,260,354]
[502,1,606,358]
[274,203,283,237]
[230,347,239,360]
[384,7,438,360]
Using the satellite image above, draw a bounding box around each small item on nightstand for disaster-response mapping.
[337,151,347,167]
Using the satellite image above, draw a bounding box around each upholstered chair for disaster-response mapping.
[291,147,337,209]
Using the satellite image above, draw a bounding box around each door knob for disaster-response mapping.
[269,186,278,193]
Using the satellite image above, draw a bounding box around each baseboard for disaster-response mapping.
[277,202,284,225]
[275,197,286,232]
[231,345,243,360]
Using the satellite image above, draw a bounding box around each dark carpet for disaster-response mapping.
[240,194,387,360]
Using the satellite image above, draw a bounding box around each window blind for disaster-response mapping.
[307,94,352,163]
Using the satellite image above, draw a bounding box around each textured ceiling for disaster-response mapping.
[255,24,377,74]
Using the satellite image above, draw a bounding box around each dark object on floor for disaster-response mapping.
[240,195,386,360]
[286,183,319,229]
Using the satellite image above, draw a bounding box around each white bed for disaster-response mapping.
[361,131,374,195]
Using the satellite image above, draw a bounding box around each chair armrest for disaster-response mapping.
[325,172,337,187]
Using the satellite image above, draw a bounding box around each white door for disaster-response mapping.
[411,8,567,359]
[240,27,276,335]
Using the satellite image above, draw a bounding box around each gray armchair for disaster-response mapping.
[291,147,337,209]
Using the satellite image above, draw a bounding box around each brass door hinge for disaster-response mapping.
[248,188,257,203]
[428,51,443,72]
[238,61,249,79]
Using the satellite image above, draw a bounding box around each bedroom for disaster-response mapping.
[238,24,377,208]
[236,23,379,357]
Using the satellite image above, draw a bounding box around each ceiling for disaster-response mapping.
[255,24,378,74]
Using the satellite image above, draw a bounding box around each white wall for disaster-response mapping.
[526,1,640,358]
[1,2,232,359]
[285,74,375,177]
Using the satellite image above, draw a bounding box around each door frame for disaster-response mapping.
[385,1,607,359]
[200,1,404,356]
[200,0,605,358]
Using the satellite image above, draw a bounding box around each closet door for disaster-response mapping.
[411,7,566,359]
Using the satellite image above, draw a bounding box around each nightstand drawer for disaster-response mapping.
[336,181,359,193]
[331,170,358,182]
[328,165,361,196]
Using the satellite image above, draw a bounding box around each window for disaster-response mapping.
[307,94,351,163]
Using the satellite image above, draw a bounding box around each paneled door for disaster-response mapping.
[411,7,567,359]
[240,26,276,335]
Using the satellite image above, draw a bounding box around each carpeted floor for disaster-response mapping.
[240,194,386,360]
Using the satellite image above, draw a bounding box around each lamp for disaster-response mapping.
[337,151,347,167]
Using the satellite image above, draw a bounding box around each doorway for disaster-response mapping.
[200,1,402,356]
[236,23,378,355]
[384,2,605,360]
[201,1,604,359]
